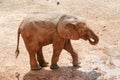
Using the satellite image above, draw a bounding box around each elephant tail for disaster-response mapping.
[15,26,21,58]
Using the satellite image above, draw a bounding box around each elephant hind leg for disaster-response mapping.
[29,51,41,70]
[22,36,41,70]
[37,47,48,67]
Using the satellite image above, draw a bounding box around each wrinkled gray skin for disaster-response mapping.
[15,12,99,70]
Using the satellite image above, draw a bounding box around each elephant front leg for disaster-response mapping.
[64,40,80,68]
[50,38,64,69]
[50,48,62,69]
[37,47,48,67]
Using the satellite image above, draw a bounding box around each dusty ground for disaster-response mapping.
[0,0,120,80]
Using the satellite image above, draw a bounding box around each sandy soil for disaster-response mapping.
[0,0,120,80]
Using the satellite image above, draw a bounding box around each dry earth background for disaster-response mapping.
[0,0,120,80]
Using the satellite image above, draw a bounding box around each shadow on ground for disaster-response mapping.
[23,66,101,80]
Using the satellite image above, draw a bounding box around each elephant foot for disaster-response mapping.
[50,64,59,69]
[40,62,49,67]
[73,61,81,68]
[31,65,41,71]
[73,64,81,68]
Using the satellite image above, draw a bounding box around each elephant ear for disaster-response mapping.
[57,15,79,40]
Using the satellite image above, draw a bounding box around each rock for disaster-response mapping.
[58,76,66,80]
[82,71,101,80]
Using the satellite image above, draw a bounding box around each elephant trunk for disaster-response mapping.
[88,30,99,45]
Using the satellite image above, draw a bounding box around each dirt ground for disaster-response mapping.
[0,0,120,80]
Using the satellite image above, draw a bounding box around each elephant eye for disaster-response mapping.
[85,34,89,38]
[85,29,88,33]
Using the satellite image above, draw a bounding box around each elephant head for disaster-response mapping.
[57,15,99,45]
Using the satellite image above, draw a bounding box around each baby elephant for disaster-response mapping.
[15,12,99,70]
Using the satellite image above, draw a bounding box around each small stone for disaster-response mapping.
[103,26,106,28]
[57,2,60,5]
[15,72,20,80]
[93,67,99,71]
